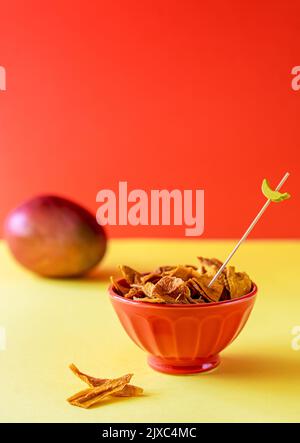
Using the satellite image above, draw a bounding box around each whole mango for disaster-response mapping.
[4,195,107,277]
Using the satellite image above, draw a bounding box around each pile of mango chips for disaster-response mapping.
[111,257,253,304]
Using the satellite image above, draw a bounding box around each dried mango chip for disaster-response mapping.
[142,282,155,298]
[67,365,143,409]
[154,265,176,274]
[196,257,227,289]
[68,374,133,408]
[165,265,195,281]
[186,278,204,298]
[69,364,143,397]
[225,266,252,299]
[153,276,184,296]
[197,257,223,276]
[124,287,144,299]
[193,274,224,302]
[69,363,103,386]
[151,276,190,303]
[140,273,161,284]
[119,265,142,284]
[110,276,130,296]
[111,257,253,304]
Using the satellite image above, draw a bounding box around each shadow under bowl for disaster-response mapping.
[109,281,257,375]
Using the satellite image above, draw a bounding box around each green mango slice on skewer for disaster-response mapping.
[209,172,290,288]
[262,178,291,202]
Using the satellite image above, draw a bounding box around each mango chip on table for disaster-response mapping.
[111,257,253,304]
[67,364,143,409]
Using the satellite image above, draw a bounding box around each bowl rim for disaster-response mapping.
[108,280,257,308]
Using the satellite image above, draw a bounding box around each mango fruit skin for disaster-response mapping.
[4,195,107,277]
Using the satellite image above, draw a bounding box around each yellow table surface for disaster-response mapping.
[0,239,300,423]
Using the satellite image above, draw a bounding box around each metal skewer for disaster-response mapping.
[208,172,290,287]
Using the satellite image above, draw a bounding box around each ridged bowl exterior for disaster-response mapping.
[109,283,257,371]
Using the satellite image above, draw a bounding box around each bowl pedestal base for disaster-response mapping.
[147,354,220,375]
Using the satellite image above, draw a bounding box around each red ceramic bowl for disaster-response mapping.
[109,280,257,374]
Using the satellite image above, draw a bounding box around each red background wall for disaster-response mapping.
[0,0,298,238]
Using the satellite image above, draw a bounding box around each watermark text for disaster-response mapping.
[291,326,300,351]
[96,182,204,237]
[0,327,6,351]
[0,66,6,91]
[291,66,300,91]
